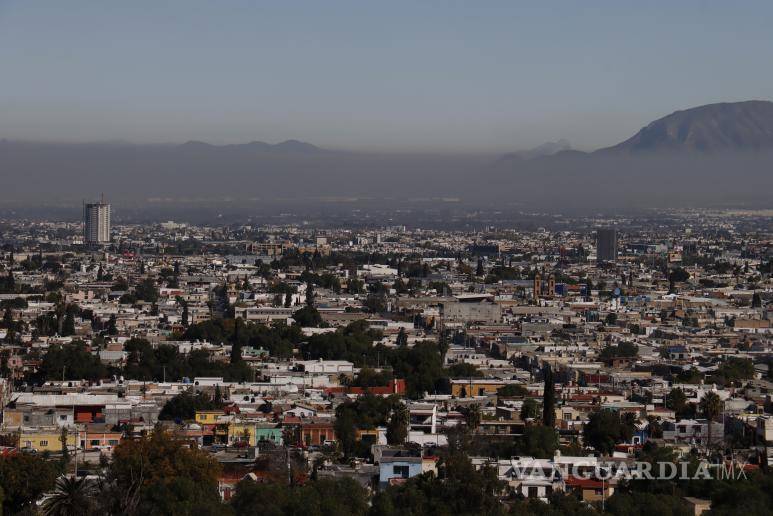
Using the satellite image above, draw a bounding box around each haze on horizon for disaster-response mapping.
[2,1,773,153]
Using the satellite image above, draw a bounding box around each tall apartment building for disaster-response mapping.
[596,228,617,263]
[83,199,111,244]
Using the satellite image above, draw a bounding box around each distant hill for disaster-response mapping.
[179,139,324,154]
[500,139,572,161]
[601,100,773,153]
[1,101,772,212]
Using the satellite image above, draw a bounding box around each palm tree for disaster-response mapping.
[386,403,410,445]
[699,392,723,451]
[41,476,97,516]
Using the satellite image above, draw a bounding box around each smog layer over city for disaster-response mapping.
[0,2,771,516]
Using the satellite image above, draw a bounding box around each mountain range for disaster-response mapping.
[1,100,772,212]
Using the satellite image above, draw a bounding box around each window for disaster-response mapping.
[60,415,67,420]
[108,440,119,446]
[39,440,48,447]
[527,486,539,498]
[90,440,101,446]
[393,465,410,478]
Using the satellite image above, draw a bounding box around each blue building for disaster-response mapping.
[378,450,423,487]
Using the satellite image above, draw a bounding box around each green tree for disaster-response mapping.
[497,384,528,397]
[386,403,409,446]
[521,398,541,420]
[0,453,59,514]
[41,476,97,516]
[60,427,70,469]
[38,341,108,381]
[475,258,484,276]
[61,313,75,336]
[666,387,688,418]
[583,409,635,455]
[463,404,481,431]
[699,391,723,450]
[104,429,225,516]
[293,306,322,327]
[520,425,559,458]
[371,449,505,516]
[134,278,160,303]
[396,327,408,347]
[231,477,368,516]
[447,363,482,378]
[159,391,222,421]
[542,365,556,427]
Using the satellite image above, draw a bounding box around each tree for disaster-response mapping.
[542,365,556,427]
[364,293,387,314]
[284,291,293,308]
[60,427,70,468]
[231,477,368,516]
[520,425,559,458]
[497,384,528,397]
[447,363,482,378]
[386,403,409,445]
[41,476,97,516]
[0,453,59,514]
[666,387,688,418]
[293,306,322,327]
[103,430,224,515]
[305,281,314,307]
[521,398,541,420]
[62,312,75,336]
[347,278,365,294]
[230,320,243,364]
[599,341,639,361]
[133,278,159,303]
[38,341,108,381]
[583,409,635,455]
[159,391,221,421]
[699,391,723,450]
[371,449,505,516]
[475,257,484,276]
[463,404,481,431]
[396,327,408,347]
[106,314,118,335]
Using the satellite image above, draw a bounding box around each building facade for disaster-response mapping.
[596,228,617,263]
[83,200,111,244]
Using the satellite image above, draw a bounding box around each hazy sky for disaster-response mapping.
[1,1,772,152]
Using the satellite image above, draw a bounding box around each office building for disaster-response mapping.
[83,199,111,244]
[596,228,617,263]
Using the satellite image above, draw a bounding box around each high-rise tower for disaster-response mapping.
[83,196,111,244]
[596,228,617,263]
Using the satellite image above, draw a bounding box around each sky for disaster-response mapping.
[1,1,772,152]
